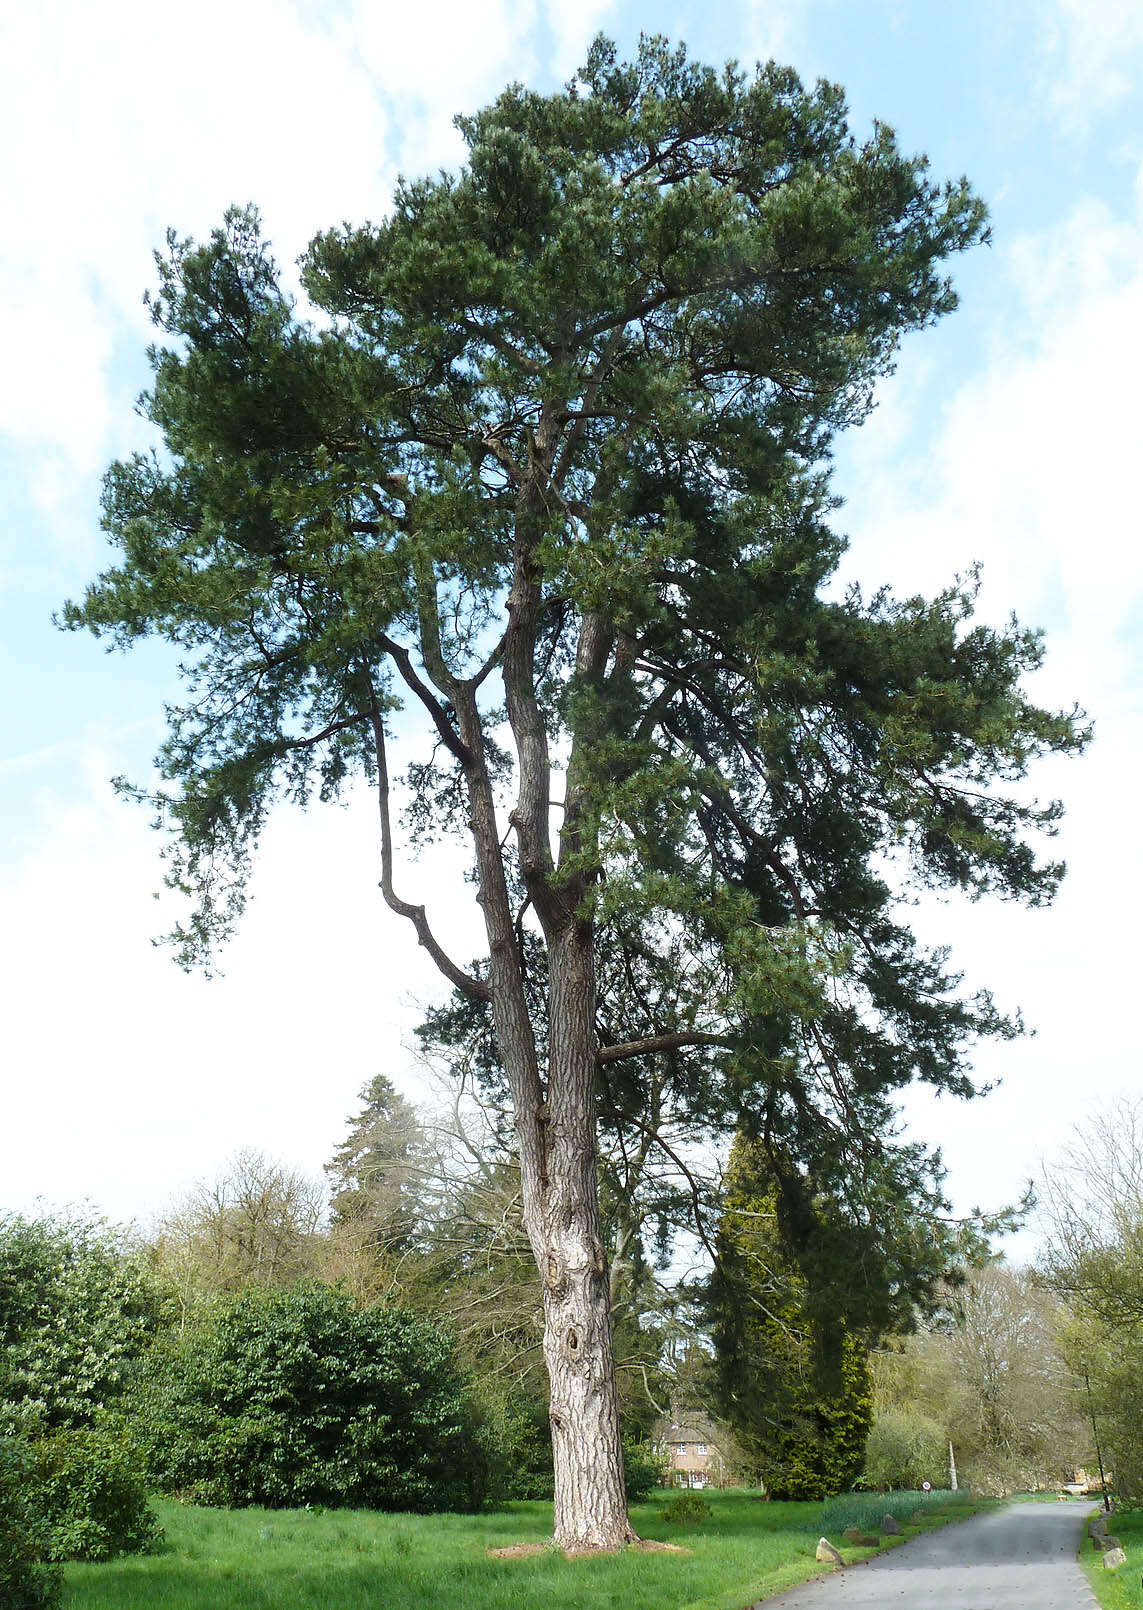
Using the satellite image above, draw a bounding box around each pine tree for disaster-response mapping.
[64,37,1085,1545]
[325,1075,425,1251]
[710,1136,873,1499]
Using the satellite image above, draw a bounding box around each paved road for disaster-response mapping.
[758,1502,1099,1610]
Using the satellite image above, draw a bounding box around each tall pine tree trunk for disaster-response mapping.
[454,685,635,1550]
[539,920,634,1550]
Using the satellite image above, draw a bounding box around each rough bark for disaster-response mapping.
[450,680,632,1546]
[540,919,635,1549]
[523,600,635,1549]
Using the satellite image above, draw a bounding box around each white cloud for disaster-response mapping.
[0,0,394,534]
[0,737,481,1227]
[346,0,540,174]
[0,0,563,520]
[1038,0,1143,129]
[892,698,1143,1250]
[738,0,809,70]
[839,182,1143,714]
[546,0,618,81]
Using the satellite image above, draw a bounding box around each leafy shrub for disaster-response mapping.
[661,1493,712,1524]
[624,1435,669,1502]
[860,1408,947,1493]
[0,1211,169,1437]
[710,1140,877,1501]
[467,1384,554,1500]
[32,1430,163,1562]
[1086,1333,1143,1504]
[124,1284,487,1511]
[0,1437,61,1610]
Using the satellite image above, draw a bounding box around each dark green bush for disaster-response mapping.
[661,1492,712,1524]
[32,1430,163,1562]
[740,1337,874,1501]
[125,1284,487,1511]
[469,1385,554,1500]
[710,1145,875,1501]
[624,1435,668,1502]
[0,1437,61,1610]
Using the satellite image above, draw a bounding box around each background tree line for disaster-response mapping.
[1,1061,678,1605]
[846,1099,1143,1501]
[11,1065,1143,1591]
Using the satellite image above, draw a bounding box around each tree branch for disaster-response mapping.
[550,327,625,493]
[556,609,614,888]
[449,679,549,1208]
[272,713,368,752]
[609,1108,722,1271]
[367,701,490,1003]
[596,1030,733,1065]
[412,557,461,695]
[503,455,564,931]
[376,632,469,763]
[457,316,542,375]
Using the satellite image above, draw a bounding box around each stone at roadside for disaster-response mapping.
[881,1515,903,1535]
[816,1538,844,1566]
[1102,1547,1127,1570]
[1089,1514,1108,1539]
[1094,1533,1122,1552]
[842,1528,879,1546]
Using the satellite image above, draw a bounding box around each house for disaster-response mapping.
[655,1405,742,1489]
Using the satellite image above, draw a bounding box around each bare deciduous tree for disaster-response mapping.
[1041,1098,1143,1328]
[152,1148,324,1308]
[872,1266,1086,1493]
[1042,1099,1143,1497]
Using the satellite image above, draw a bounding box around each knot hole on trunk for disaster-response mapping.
[546,1252,568,1296]
[566,1325,580,1358]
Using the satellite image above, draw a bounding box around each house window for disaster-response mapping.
[695,1443,707,1455]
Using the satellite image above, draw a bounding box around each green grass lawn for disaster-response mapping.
[1081,1507,1143,1610]
[62,1490,986,1610]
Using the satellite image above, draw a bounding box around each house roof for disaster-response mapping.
[655,1406,723,1446]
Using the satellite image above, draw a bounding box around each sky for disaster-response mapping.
[1,0,1141,1255]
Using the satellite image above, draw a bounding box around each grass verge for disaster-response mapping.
[62,1488,989,1610]
[1081,1507,1143,1610]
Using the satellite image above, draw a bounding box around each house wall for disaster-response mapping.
[663,1441,724,1488]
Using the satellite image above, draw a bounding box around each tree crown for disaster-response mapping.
[63,34,1085,1292]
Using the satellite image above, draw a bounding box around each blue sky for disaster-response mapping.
[2,0,1141,1244]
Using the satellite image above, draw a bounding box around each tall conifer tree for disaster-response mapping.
[710,1135,875,1499]
[325,1075,424,1250]
[65,38,1084,1545]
